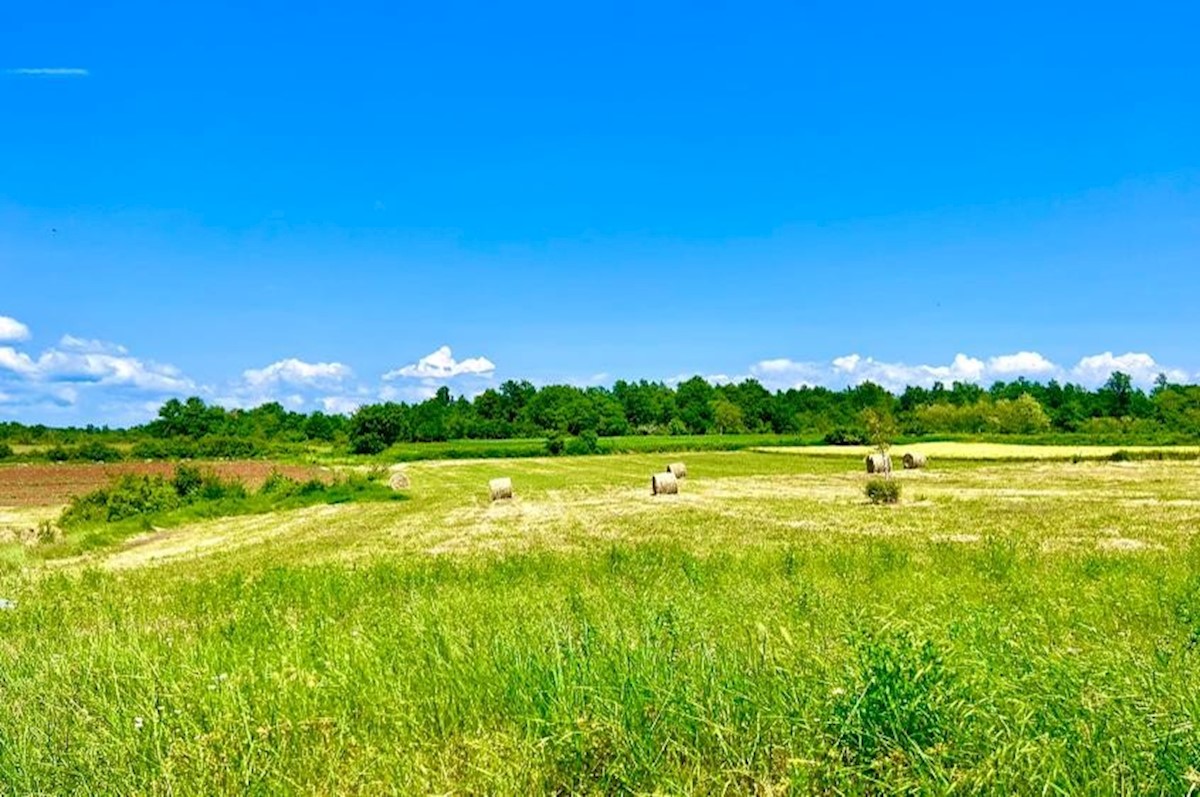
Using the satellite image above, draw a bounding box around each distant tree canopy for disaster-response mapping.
[2,372,1199,454]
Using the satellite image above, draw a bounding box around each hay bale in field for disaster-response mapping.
[489,477,513,501]
[652,471,679,496]
[903,452,928,470]
[388,470,411,490]
[667,462,688,479]
[865,453,892,474]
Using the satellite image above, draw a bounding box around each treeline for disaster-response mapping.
[344,373,1200,452]
[1,372,1199,460]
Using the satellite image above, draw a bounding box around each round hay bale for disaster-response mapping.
[388,471,411,490]
[651,471,679,496]
[667,462,688,479]
[902,452,928,470]
[489,477,513,501]
[865,453,892,474]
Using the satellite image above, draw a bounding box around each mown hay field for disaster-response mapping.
[2,447,1199,793]
[769,441,1200,460]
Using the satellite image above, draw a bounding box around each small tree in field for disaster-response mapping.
[861,408,901,503]
[861,408,897,476]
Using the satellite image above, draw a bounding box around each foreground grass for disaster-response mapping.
[1,450,1199,793]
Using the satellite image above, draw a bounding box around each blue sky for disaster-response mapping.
[2,1,1198,424]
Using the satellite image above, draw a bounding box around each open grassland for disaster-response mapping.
[2,447,1200,793]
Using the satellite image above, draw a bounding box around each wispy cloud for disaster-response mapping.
[5,67,89,77]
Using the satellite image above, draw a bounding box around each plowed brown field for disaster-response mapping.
[0,461,332,506]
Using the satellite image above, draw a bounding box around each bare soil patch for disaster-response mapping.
[0,461,332,507]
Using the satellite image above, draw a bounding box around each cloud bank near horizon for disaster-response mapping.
[739,350,1190,393]
[0,314,1194,425]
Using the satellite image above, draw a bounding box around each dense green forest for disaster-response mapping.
[2,372,1199,460]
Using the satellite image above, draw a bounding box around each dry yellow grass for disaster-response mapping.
[766,441,1200,460]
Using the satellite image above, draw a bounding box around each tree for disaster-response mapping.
[711,398,746,434]
[151,397,225,438]
[1101,371,1134,417]
[861,407,897,476]
[991,394,1051,434]
[676,377,716,434]
[348,403,407,453]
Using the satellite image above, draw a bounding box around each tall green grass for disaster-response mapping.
[1,540,1198,793]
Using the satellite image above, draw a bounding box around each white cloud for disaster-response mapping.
[987,351,1057,376]
[5,67,89,77]
[0,342,191,391]
[242,358,352,388]
[802,352,986,391]
[1071,352,1186,387]
[748,358,825,388]
[0,334,194,422]
[0,316,30,342]
[383,346,496,380]
[210,358,358,412]
[0,347,37,376]
[320,395,365,415]
[740,350,1190,393]
[379,383,440,403]
[831,354,860,373]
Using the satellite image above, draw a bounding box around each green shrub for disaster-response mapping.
[545,433,565,456]
[171,464,204,498]
[46,446,71,462]
[565,430,600,456]
[196,436,262,459]
[298,478,327,496]
[72,442,123,462]
[198,473,246,501]
[260,471,301,497]
[0,442,12,459]
[61,474,182,527]
[825,428,868,445]
[351,432,389,455]
[131,439,199,459]
[864,477,901,504]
